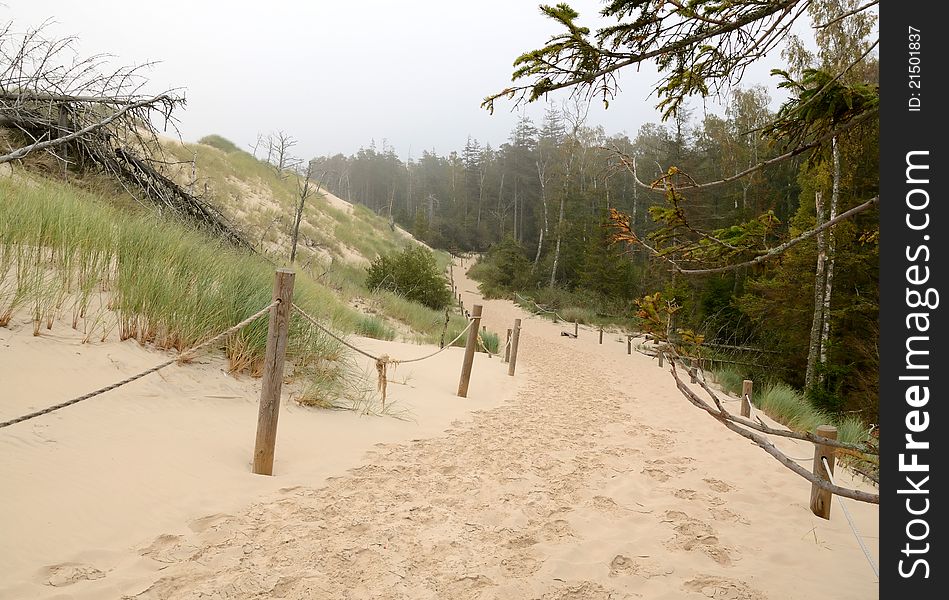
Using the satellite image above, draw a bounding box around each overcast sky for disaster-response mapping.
[7,1,797,161]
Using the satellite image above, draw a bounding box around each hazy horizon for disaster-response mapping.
[7,1,801,161]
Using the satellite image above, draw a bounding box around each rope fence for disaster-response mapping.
[291,302,476,404]
[0,301,278,430]
[6,269,525,476]
[657,347,878,506]
[823,456,880,578]
[514,292,568,323]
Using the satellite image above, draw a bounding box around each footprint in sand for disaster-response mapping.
[446,575,495,597]
[500,552,543,577]
[683,575,765,599]
[188,512,234,533]
[609,554,674,579]
[538,518,576,541]
[661,511,735,566]
[709,507,750,525]
[642,467,671,482]
[703,478,734,493]
[674,489,726,507]
[504,533,539,549]
[540,581,635,600]
[139,533,199,564]
[41,563,105,587]
[592,495,652,517]
[647,432,676,451]
[647,458,694,472]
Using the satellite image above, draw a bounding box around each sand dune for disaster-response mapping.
[0,259,878,599]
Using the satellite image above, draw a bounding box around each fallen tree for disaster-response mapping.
[0,20,251,249]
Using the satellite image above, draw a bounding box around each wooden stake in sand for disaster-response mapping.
[253,269,295,476]
[457,304,483,397]
[598,326,603,344]
[741,379,753,417]
[627,335,632,354]
[508,318,521,376]
[574,321,578,337]
[504,328,512,363]
[810,425,838,519]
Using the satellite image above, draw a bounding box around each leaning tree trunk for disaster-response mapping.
[549,147,576,288]
[805,190,827,391]
[549,192,566,288]
[819,138,841,380]
[533,160,549,273]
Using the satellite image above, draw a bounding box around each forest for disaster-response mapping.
[309,0,880,423]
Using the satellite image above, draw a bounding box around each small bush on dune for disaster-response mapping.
[197,134,241,154]
[480,330,500,354]
[354,315,396,341]
[366,245,451,310]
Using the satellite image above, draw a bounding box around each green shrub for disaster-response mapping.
[354,315,396,340]
[197,134,241,153]
[480,330,500,354]
[365,245,451,310]
[468,237,532,297]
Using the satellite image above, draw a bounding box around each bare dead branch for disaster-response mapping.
[0,94,174,163]
[664,355,879,504]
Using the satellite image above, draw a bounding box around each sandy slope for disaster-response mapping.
[0,258,879,599]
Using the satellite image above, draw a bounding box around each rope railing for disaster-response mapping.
[514,292,568,323]
[648,346,877,455]
[476,332,495,358]
[823,456,880,578]
[660,348,879,504]
[291,303,476,403]
[0,301,278,430]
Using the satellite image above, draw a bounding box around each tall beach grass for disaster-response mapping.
[0,176,364,385]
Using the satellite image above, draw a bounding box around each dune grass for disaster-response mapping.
[3,138,462,410]
[750,381,870,445]
[0,176,371,396]
[711,367,746,397]
[480,330,500,354]
[354,315,396,341]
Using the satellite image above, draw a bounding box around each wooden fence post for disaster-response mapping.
[598,326,603,344]
[457,304,483,397]
[574,321,578,337]
[690,359,697,383]
[252,269,295,476]
[504,328,512,363]
[508,318,522,376]
[627,335,631,354]
[741,379,753,417]
[810,425,838,519]
[658,350,664,367]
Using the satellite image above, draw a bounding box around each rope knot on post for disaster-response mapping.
[375,354,391,405]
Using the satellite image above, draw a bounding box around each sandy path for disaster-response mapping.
[3,259,879,599]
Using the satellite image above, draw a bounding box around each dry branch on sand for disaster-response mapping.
[657,345,878,505]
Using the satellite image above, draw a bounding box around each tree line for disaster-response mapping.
[308,0,879,421]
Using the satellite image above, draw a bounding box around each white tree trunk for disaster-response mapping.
[805,190,826,390]
[533,160,549,272]
[550,193,565,287]
[819,138,841,376]
[549,150,575,288]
